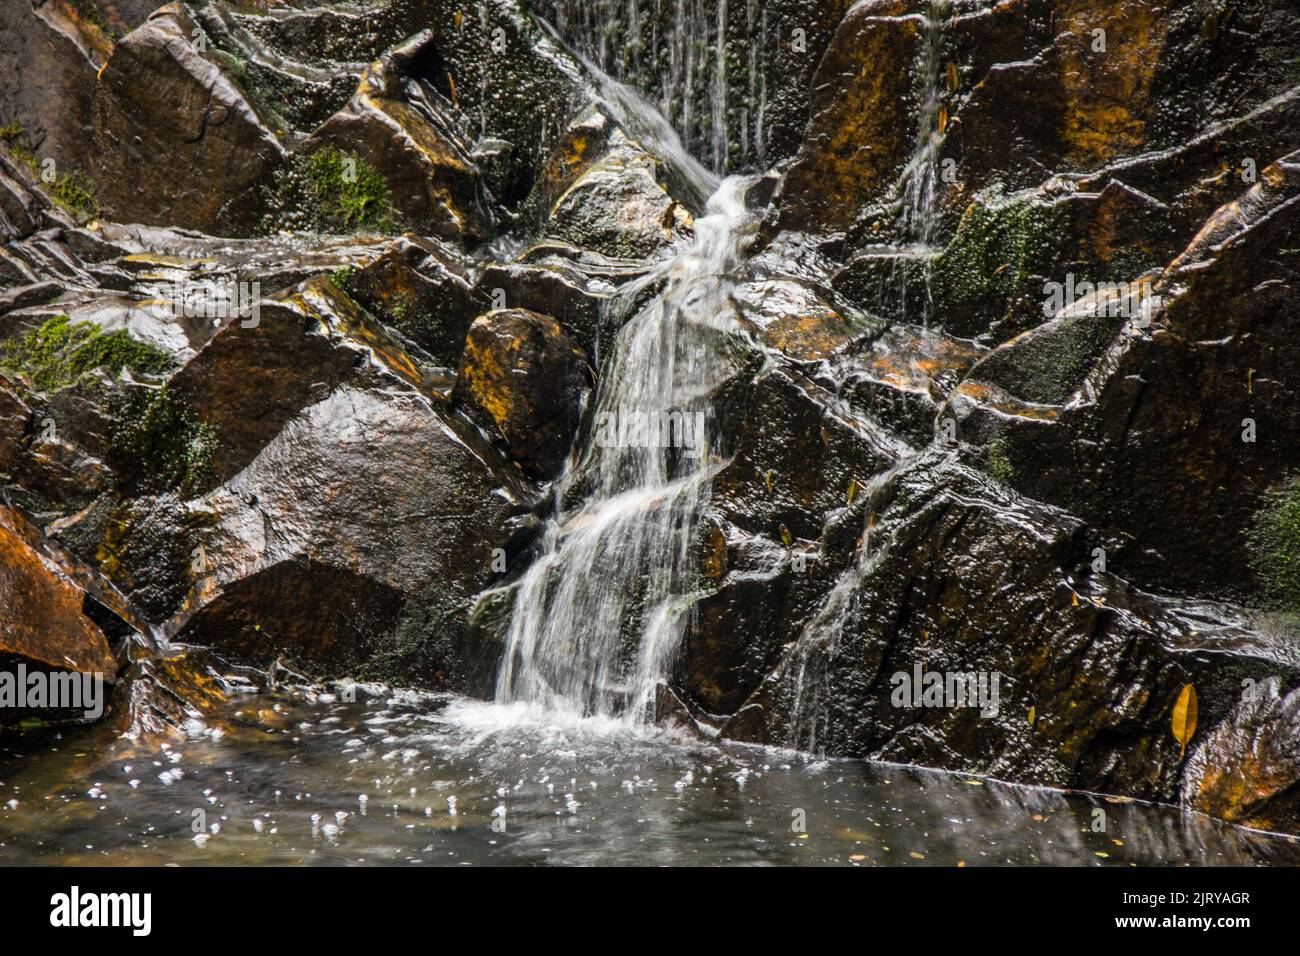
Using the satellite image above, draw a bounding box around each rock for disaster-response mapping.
[166,275,423,487]
[1182,677,1300,833]
[952,150,1300,598]
[711,363,905,542]
[771,0,920,235]
[837,327,984,445]
[719,451,1300,805]
[544,128,693,260]
[0,503,116,681]
[0,1,110,186]
[303,33,492,243]
[473,258,615,360]
[170,383,532,687]
[733,278,857,361]
[89,5,287,234]
[338,234,488,368]
[453,309,591,479]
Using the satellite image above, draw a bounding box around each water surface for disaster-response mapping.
[2,686,1296,867]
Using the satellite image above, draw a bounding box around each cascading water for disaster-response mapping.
[492,174,758,722]
[532,0,755,173]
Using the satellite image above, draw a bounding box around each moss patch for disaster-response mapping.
[108,386,218,497]
[1247,476,1300,613]
[0,315,172,393]
[931,190,1056,335]
[986,437,1015,485]
[0,125,99,221]
[264,148,398,235]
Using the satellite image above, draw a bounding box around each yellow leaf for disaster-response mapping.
[1172,683,1198,757]
[1094,851,1109,858]
[1028,705,1036,727]
[909,851,925,860]
[945,61,959,92]
[849,854,866,862]
[937,105,949,134]
[779,523,793,547]
[847,478,859,506]
[765,469,776,495]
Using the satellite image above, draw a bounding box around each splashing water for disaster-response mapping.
[492,175,759,723]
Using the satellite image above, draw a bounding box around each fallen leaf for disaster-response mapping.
[1172,683,1198,757]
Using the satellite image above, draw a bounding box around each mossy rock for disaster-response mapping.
[1248,477,1300,616]
[0,315,172,393]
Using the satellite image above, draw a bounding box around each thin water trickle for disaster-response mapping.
[886,0,950,325]
[492,174,758,723]
[785,460,912,754]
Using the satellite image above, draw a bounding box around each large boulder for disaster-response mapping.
[89,5,287,234]
[168,382,532,687]
[453,308,592,480]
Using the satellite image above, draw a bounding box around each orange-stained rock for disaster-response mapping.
[0,505,116,679]
[774,0,919,234]
[453,309,591,479]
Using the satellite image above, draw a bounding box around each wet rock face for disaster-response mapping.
[2,0,1300,840]
[773,0,920,235]
[304,36,492,243]
[89,6,287,235]
[453,309,591,480]
[172,383,529,687]
[544,129,694,260]
[0,504,117,698]
[1182,678,1300,831]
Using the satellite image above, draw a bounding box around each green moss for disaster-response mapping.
[0,315,173,393]
[0,124,99,220]
[931,190,1055,325]
[1247,476,1300,613]
[986,438,1015,485]
[108,385,218,497]
[263,148,399,235]
[304,148,398,233]
[329,266,356,290]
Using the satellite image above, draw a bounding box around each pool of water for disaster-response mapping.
[2,684,1297,866]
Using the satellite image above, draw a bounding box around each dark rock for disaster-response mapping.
[1182,676,1300,833]
[89,5,287,234]
[303,33,492,243]
[339,234,487,368]
[170,383,531,687]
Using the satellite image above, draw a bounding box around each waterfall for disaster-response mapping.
[530,0,752,173]
[494,175,758,722]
